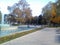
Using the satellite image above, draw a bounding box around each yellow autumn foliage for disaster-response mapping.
[51,16,60,23]
[51,3,56,17]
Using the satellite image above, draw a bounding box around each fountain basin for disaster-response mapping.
[0,26,35,37]
[0,24,18,30]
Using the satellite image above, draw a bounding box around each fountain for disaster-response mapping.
[1,14,9,26]
[0,14,10,30]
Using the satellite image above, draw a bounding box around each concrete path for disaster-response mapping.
[1,28,60,45]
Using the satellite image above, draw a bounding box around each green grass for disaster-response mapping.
[47,25,60,28]
[0,28,41,44]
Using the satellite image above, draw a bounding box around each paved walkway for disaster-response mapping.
[1,28,60,45]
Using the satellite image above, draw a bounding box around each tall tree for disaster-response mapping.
[56,0,60,16]
[7,0,32,24]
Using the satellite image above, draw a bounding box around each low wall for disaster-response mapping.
[1,26,18,30]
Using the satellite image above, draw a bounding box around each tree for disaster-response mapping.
[50,0,60,25]
[38,15,43,25]
[42,2,52,22]
[7,0,32,24]
[56,0,60,16]
[7,14,16,25]
[41,0,60,26]
[42,2,57,25]
[24,7,32,23]
[13,8,22,17]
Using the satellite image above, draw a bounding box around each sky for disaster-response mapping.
[0,0,55,16]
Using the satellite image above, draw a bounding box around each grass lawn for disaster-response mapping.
[0,28,42,44]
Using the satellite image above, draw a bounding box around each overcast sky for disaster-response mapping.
[0,0,55,16]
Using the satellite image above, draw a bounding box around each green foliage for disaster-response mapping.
[56,0,60,16]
